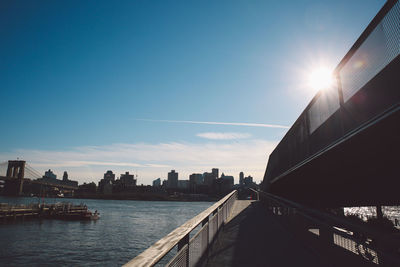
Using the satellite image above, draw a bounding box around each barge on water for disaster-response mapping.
[0,202,99,222]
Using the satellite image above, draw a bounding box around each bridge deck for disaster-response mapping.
[200,200,375,267]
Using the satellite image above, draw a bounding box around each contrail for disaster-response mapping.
[135,119,289,129]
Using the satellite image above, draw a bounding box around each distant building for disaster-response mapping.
[168,170,178,188]
[153,178,161,187]
[189,173,203,185]
[178,180,189,189]
[104,170,116,182]
[203,172,215,186]
[98,179,113,194]
[120,172,137,186]
[244,175,253,186]
[239,172,244,186]
[221,173,234,188]
[189,173,203,192]
[63,171,68,181]
[77,182,97,194]
[212,168,219,179]
[162,179,168,187]
[214,173,234,195]
[39,169,78,188]
[44,169,57,179]
[97,170,117,194]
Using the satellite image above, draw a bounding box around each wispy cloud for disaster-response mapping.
[196,132,251,140]
[0,140,277,184]
[135,119,289,129]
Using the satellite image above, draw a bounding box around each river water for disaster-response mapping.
[0,197,213,266]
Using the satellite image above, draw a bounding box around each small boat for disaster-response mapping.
[51,204,100,221]
[91,210,100,220]
[75,210,100,220]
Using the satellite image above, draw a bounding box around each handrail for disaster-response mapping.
[123,190,237,267]
[258,191,400,264]
[259,191,400,243]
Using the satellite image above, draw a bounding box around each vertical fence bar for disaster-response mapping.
[178,234,190,267]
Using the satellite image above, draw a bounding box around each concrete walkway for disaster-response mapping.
[200,200,375,267]
[226,200,254,224]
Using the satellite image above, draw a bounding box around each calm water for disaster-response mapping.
[0,197,213,266]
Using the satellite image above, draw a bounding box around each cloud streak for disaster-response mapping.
[196,132,251,140]
[135,119,289,129]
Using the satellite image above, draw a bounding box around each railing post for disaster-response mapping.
[216,208,219,229]
[202,217,209,247]
[178,233,189,266]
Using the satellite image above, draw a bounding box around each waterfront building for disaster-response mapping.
[203,172,215,186]
[39,169,78,187]
[44,169,57,179]
[120,172,137,186]
[189,173,203,184]
[244,175,253,186]
[221,173,234,188]
[212,168,219,179]
[239,172,244,186]
[98,179,113,194]
[153,178,161,187]
[63,171,68,181]
[167,170,178,188]
[213,173,234,195]
[189,173,203,192]
[178,180,189,189]
[76,182,97,195]
[104,170,116,182]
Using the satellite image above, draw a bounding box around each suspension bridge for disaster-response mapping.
[0,160,78,196]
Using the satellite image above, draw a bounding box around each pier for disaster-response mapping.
[0,202,95,222]
[126,191,400,266]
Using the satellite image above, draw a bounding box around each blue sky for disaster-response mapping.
[0,0,385,184]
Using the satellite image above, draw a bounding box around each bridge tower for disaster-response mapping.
[5,160,26,196]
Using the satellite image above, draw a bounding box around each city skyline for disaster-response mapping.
[37,165,253,186]
[0,0,385,184]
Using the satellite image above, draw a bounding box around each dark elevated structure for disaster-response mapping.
[263,0,400,207]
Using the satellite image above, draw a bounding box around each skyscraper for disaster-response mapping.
[168,170,178,188]
[239,172,244,186]
[212,168,219,179]
[153,178,161,187]
[63,171,68,181]
[203,172,214,186]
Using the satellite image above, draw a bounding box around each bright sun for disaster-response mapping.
[307,67,334,93]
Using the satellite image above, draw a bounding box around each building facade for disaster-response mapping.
[167,170,178,188]
[153,178,161,187]
[120,172,137,186]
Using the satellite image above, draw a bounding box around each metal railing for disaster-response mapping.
[123,190,237,267]
[259,191,400,266]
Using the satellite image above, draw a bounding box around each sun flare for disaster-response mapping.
[307,67,334,93]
